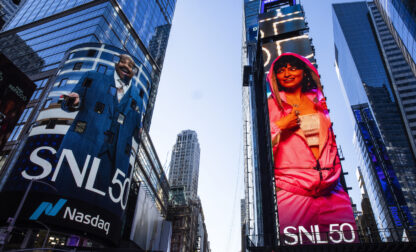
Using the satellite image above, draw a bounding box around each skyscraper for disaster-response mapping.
[369,1,416,160]
[0,0,176,249]
[168,130,201,201]
[333,1,416,238]
[167,130,209,252]
[242,0,261,247]
[374,0,416,77]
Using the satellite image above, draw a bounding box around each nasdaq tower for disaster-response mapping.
[0,0,176,249]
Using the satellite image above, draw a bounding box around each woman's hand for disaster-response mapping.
[275,109,300,132]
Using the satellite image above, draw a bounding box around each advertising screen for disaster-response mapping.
[0,53,36,151]
[0,43,151,244]
[262,36,316,74]
[261,0,297,13]
[259,4,306,39]
[260,8,358,243]
[266,52,359,245]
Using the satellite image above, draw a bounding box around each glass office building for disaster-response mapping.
[0,0,176,249]
[370,1,416,159]
[333,1,416,238]
[374,0,416,76]
[0,0,24,29]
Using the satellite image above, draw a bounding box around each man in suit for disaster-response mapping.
[56,54,143,213]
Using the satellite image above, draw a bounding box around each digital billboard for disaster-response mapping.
[266,52,358,245]
[0,53,36,151]
[260,6,358,243]
[259,4,306,39]
[0,43,151,244]
[261,0,297,13]
[262,35,316,74]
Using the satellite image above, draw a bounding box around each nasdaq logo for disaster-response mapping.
[29,199,67,220]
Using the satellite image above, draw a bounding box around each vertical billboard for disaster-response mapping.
[260,4,358,245]
[0,43,151,245]
[0,53,36,151]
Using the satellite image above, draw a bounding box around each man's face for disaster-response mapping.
[115,56,135,81]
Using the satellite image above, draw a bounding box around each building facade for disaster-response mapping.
[0,0,24,29]
[242,0,261,248]
[333,1,416,239]
[356,168,382,242]
[370,1,416,162]
[167,188,210,252]
[168,130,201,201]
[374,0,416,78]
[0,0,176,174]
[0,0,176,250]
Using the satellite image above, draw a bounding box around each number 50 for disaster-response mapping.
[329,223,355,243]
[109,169,131,209]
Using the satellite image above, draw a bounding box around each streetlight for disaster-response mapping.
[0,179,56,251]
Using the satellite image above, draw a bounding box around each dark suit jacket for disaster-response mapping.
[56,70,142,210]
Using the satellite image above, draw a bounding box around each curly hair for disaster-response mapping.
[273,55,317,92]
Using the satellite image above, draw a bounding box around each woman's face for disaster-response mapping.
[276,63,304,90]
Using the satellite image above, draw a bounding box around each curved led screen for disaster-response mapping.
[0,43,151,244]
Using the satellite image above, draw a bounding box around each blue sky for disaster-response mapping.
[150,0,364,251]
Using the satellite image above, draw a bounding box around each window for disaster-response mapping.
[30,78,49,101]
[17,107,33,124]
[113,55,120,63]
[46,119,57,129]
[7,107,33,142]
[44,99,52,109]
[0,153,9,172]
[97,64,107,74]
[87,49,97,57]
[59,78,68,87]
[30,89,43,101]
[73,62,83,70]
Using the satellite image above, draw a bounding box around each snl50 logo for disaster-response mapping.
[23,147,131,209]
[29,199,110,235]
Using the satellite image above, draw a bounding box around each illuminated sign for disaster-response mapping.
[259,4,306,39]
[0,43,151,244]
[265,52,358,244]
[261,0,296,13]
[0,53,35,150]
[262,35,315,73]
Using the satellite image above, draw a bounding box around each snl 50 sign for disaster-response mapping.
[0,44,148,245]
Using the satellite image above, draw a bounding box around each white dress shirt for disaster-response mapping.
[114,71,131,102]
